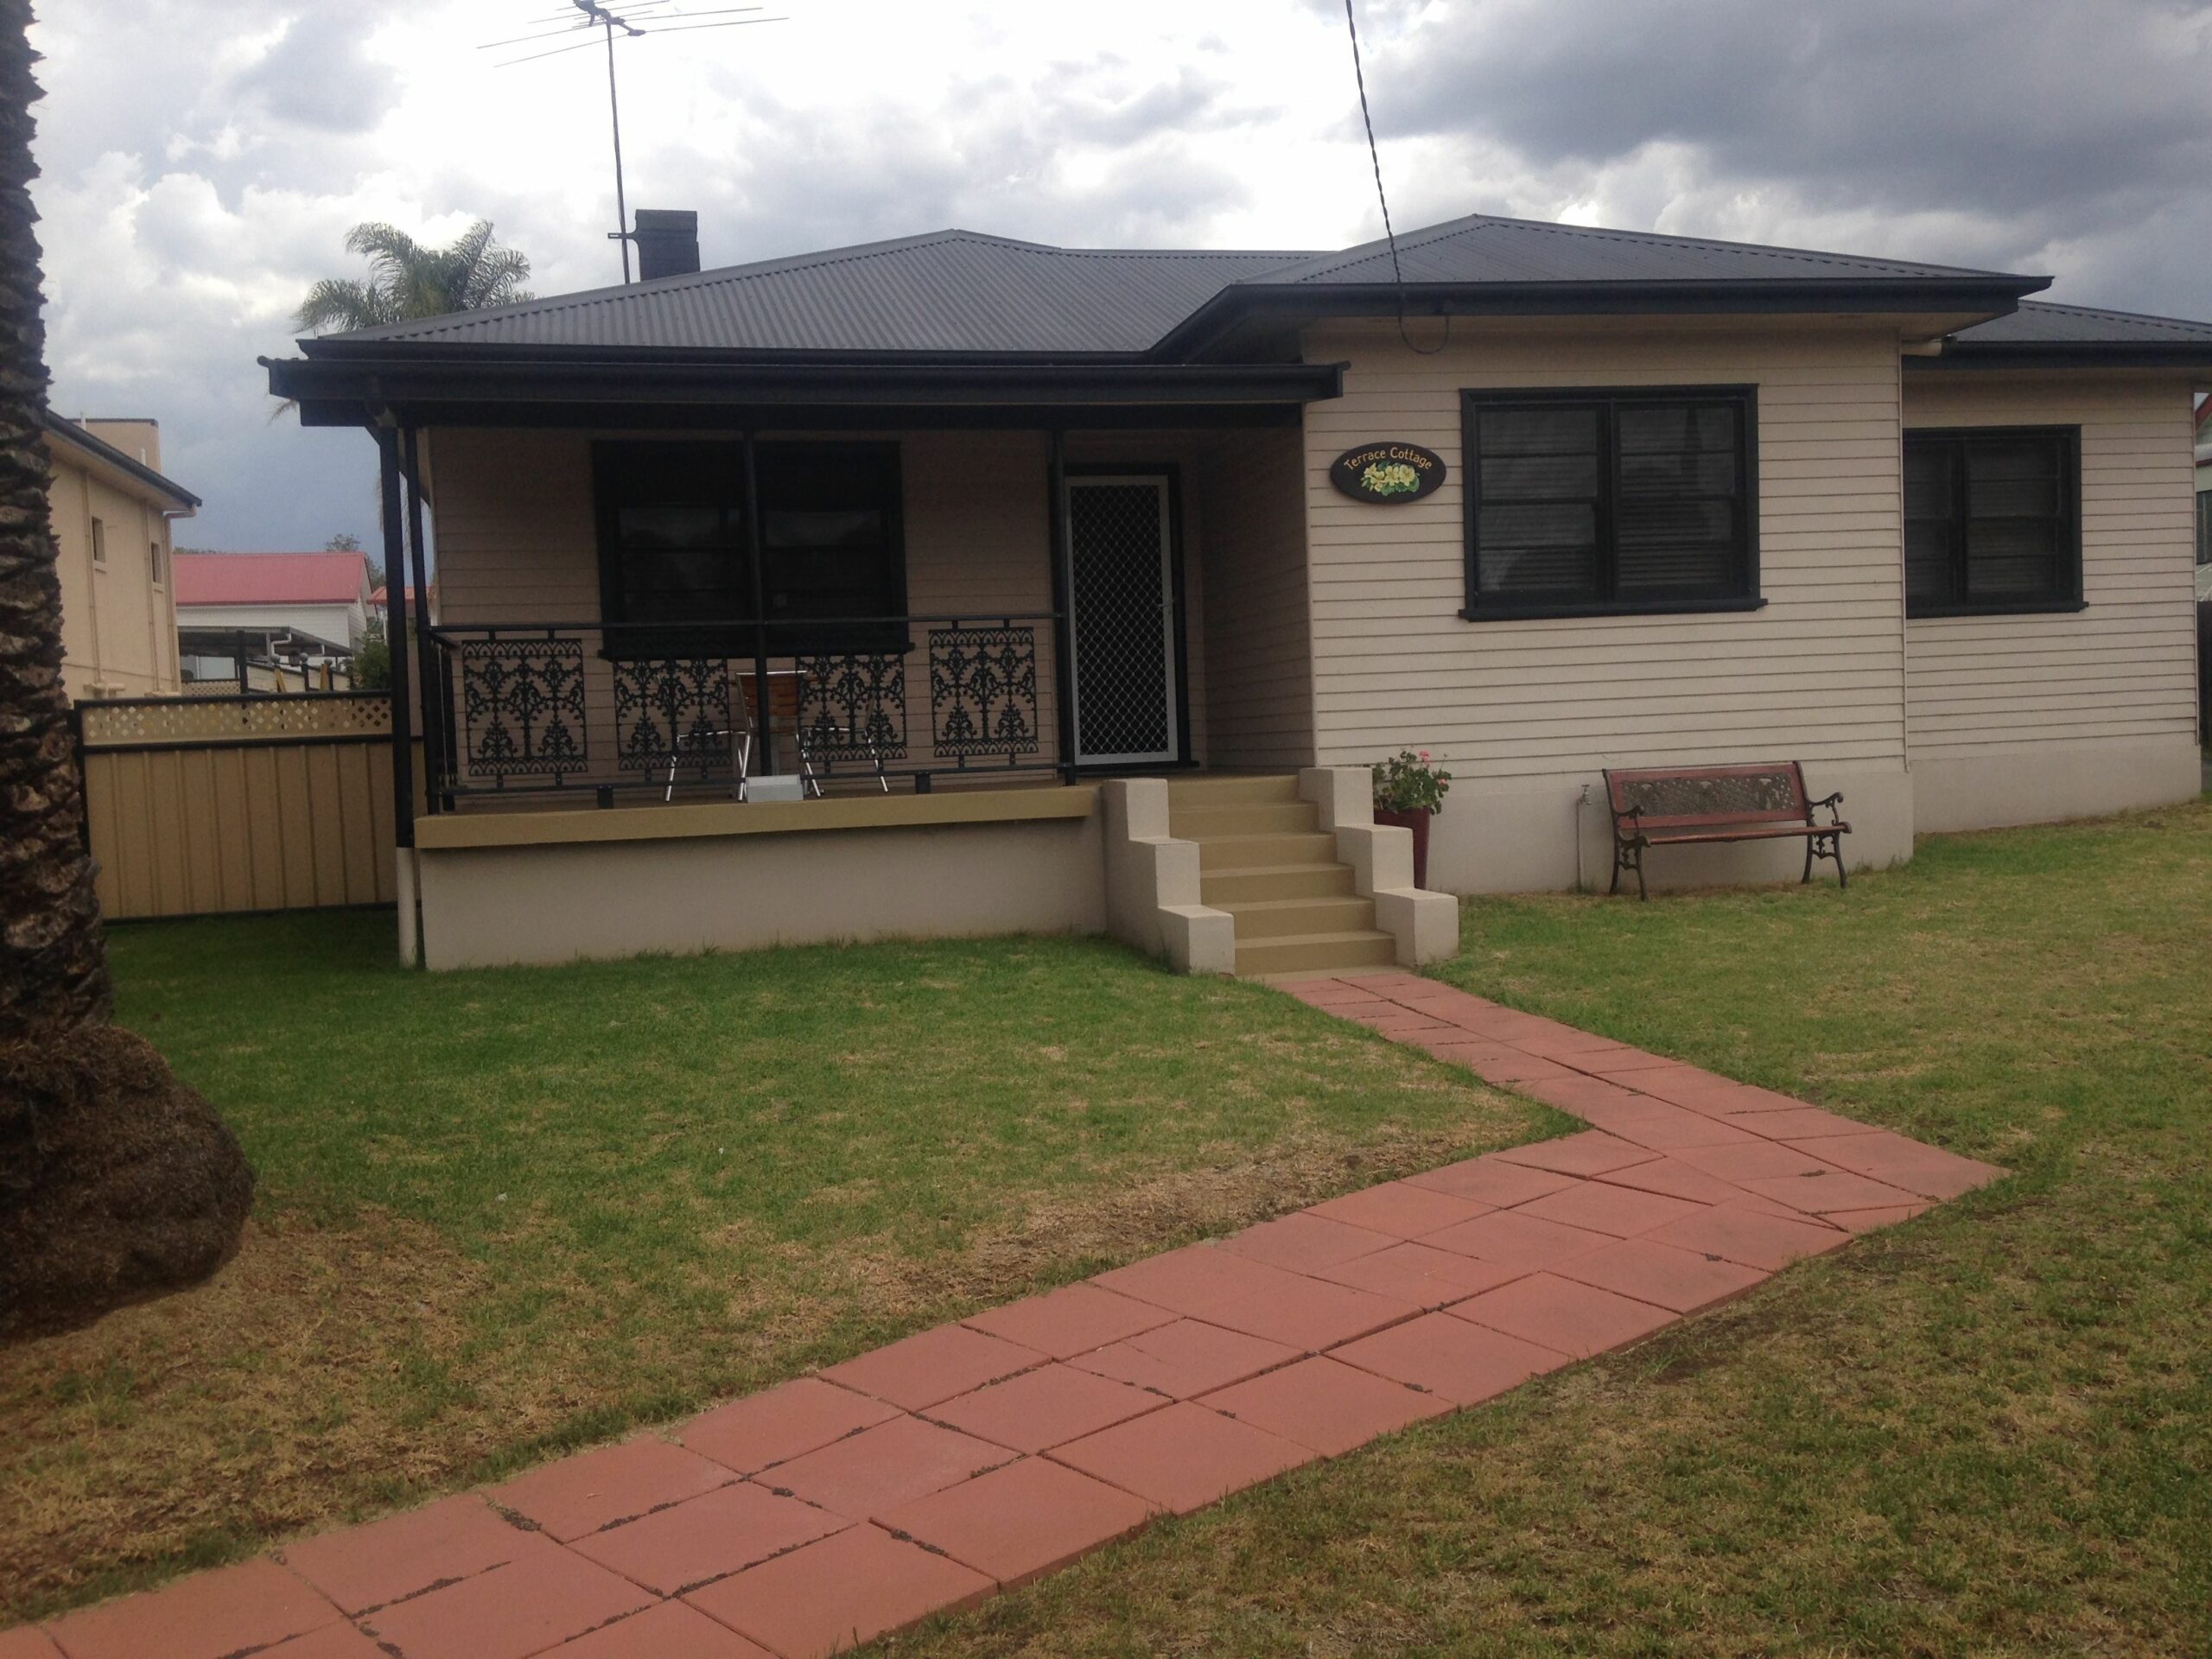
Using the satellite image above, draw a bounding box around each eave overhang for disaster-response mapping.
[1159,276,2049,361]
[1909,343,2212,372]
[261,352,1346,429]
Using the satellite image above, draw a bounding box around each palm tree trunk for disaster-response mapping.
[0,0,251,1340]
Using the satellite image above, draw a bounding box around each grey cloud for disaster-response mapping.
[1379,1,2209,233]
[232,10,398,136]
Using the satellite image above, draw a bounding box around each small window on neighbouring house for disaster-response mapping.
[90,518,106,564]
[1462,387,1758,616]
[2196,486,2210,567]
[592,440,906,658]
[150,539,165,585]
[1904,428,2082,615]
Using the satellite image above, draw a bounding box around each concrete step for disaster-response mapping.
[1217,894,1377,939]
[1166,773,1301,806]
[1168,801,1319,839]
[1201,862,1358,904]
[1234,928,1400,976]
[1196,831,1341,871]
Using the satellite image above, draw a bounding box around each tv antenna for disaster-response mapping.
[483,1,789,283]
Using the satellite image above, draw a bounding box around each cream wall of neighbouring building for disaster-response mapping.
[48,419,187,700]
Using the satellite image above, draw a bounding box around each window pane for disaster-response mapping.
[619,505,729,550]
[1478,406,1598,457]
[1905,519,1955,606]
[1617,500,1738,594]
[1903,442,1952,518]
[1476,503,1599,596]
[761,508,884,549]
[1480,453,1599,498]
[1966,519,2060,598]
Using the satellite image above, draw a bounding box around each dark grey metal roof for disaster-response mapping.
[1244,211,2020,288]
[321,231,1320,357]
[302,211,2056,362]
[1949,300,2212,346]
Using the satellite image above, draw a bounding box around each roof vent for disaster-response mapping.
[632,209,700,283]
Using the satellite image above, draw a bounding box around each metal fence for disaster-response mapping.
[75,693,417,920]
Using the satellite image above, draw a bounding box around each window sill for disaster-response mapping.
[1457,596,1768,623]
[1907,601,2086,620]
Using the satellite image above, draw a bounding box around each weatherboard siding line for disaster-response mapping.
[1294,320,1910,780]
[1898,372,2200,760]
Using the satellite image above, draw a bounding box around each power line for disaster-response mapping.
[1343,0,1446,356]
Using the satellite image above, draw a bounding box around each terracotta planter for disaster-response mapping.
[1373,805,1433,890]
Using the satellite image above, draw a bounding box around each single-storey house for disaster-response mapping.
[265,209,2212,973]
[174,550,373,687]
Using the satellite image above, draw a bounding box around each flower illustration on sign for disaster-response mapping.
[1360,461,1421,496]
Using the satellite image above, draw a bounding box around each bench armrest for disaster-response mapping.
[1809,790,1845,824]
[1611,802,1643,840]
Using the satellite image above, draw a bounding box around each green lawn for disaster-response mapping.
[3,921,1549,1624]
[886,801,2212,1657]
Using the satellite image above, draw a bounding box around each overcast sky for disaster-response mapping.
[29,0,2212,553]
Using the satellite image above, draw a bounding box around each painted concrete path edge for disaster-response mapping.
[13,975,2005,1659]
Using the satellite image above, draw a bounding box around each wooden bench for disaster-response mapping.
[1602,762,1849,899]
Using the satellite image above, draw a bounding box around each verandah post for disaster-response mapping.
[1047,429,1076,783]
[741,431,771,774]
[400,427,443,813]
[375,426,416,853]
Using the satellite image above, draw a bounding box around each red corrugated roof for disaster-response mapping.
[174,552,367,607]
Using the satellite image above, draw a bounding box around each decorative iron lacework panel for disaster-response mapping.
[613,658,737,779]
[458,639,587,779]
[930,626,1039,759]
[1068,482,1171,758]
[1618,769,1798,818]
[795,652,909,762]
[79,694,391,747]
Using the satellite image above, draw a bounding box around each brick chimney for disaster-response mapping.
[632,209,700,283]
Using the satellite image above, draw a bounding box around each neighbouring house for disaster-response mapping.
[45,413,198,699]
[266,208,2211,973]
[369,582,436,626]
[174,550,372,688]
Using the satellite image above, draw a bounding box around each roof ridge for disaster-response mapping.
[1261,208,2018,284]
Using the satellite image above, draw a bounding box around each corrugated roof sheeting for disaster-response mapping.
[1950,300,2212,345]
[297,213,2209,361]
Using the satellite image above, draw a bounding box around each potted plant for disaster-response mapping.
[1371,749,1452,889]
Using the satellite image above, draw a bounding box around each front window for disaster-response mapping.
[1904,428,2082,616]
[1461,387,1759,618]
[592,440,906,657]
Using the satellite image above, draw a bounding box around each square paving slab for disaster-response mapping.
[1199,1356,1450,1456]
[878,1456,1155,1588]
[684,1523,995,1659]
[569,1479,847,1596]
[1048,1402,1314,1515]
[489,1436,734,1541]
[677,1377,901,1477]
[928,1362,1166,1454]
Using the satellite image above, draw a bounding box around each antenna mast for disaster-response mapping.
[483,2,788,283]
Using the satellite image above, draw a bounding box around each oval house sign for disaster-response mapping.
[1329,441,1446,504]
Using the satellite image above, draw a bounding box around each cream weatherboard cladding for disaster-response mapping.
[1296,319,1917,889]
[1898,371,2202,830]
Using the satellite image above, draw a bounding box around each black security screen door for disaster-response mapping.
[1065,474,1179,766]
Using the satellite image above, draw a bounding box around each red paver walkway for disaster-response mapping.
[17,976,2005,1659]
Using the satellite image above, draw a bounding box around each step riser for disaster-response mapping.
[1201,866,1357,904]
[1169,803,1319,838]
[1165,774,1301,805]
[1221,898,1377,939]
[1235,934,1400,975]
[1198,832,1340,871]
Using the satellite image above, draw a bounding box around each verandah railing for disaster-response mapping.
[422,613,1062,806]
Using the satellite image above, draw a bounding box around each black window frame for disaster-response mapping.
[591,437,908,659]
[1903,425,2084,619]
[1459,385,1763,621]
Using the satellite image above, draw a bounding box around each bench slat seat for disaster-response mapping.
[1602,761,1848,899]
